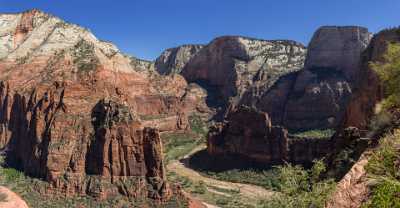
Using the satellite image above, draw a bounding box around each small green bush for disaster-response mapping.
[191,181,207,194]
[1,168,24,183]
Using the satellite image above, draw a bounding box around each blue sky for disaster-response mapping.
[1,0,399,60]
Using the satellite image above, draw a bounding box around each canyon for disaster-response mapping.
[0,8,398,208]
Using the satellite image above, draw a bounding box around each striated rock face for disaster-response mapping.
[155,44,203,75]
[182,36,307,105]
[207,106,333,166]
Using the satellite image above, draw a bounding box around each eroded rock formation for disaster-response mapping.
[0,9,206,134]
[180,27,372,131]
[207,106,334,166]
[182,36,307,107]
[0,82,169,200]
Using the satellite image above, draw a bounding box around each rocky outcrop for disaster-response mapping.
[207,106,334,166]
[283,26,372,130]
[208,105,289,164]
[182,36,307,106]
[0,83,170,200]
[155,44,203,75]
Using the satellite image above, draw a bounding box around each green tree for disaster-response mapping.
[370,42,400,109]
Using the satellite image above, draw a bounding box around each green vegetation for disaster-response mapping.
[259,160,336,208]
[290,129,335,139]
[162,113,208,161]
[72,39,99,73]
[370,42,400,109]
[162,132,204,161]
[188,114,208,136]
[363,129,400,208]
[361,42,400,207]
[0,156,187,208]
[1,167,24,183]
[205,169,280,190]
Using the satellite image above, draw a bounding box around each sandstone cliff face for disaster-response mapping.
[283,26,372,130]
[182,36,307,106]
[155,44,204,75]
[304,26,372,81]
[0,9,207,133]
[181,28,372,131]
[1,82,170,200]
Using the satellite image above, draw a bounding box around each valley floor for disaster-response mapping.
[167,145,275,200]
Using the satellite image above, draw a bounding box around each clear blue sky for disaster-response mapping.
[1,0,399,60]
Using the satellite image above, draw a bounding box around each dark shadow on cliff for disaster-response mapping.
[191,80,228,121]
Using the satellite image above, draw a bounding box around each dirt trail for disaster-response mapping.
[167,145,275,200]
[0,186,29,208]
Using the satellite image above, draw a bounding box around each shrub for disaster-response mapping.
[191,181,207,194]
[363,129,400,207]
[365,130,400,179]
[363,181,400,208]
[1,168,24,183]
[259,160,336,208]
[189,114,208,136]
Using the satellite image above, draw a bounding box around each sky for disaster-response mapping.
[1,0,400,60]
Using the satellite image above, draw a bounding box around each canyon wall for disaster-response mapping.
[0,9,209,203]
[176,27,372,131]
[207,106,334,165]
